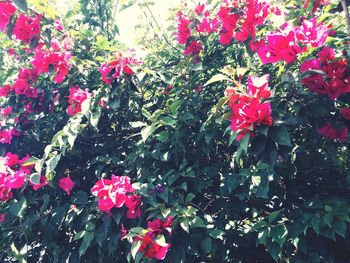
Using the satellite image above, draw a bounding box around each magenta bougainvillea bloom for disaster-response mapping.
[258,30,303,64]
[67,86,91,116]
[0,1,17,32]
[91,175,142,218]
[0,153,33,201]
[295,18,329,48]
[136,234,171,260]
[147,216,173,236]
[226,75,273,141]
[301,47,350,100]
[176,12,191,45]
[54,19,64,31]
[340,108,350,120]
[13,14,41,44]
[99,50,140,85]
[59,177,75,195]
[129,216,173,260]
[31,44,72,83]
[318,122,348,143]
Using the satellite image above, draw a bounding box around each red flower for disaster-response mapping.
[296,18,329,48]
[0,84,13,97]
[0,1,17,32]
[300,58,322,73]
[318,47,335,62]
[136,234,170,260]
[340,107,350,120]
[67,86,91,116]
[59,177,75,195]
[318,122,348,143]
[184,40,202,61]
[30,176,48,191]
[227,75,273,140]
[13,14,41,44]
[147,216,173,236]
[125,195,142,219]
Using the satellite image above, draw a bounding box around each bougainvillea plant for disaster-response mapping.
[0,0,350,262]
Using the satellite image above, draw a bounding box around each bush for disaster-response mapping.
[0,0,350,262]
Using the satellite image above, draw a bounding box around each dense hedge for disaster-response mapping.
[1,0,350,262]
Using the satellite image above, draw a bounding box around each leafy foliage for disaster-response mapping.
[0,0,350,262]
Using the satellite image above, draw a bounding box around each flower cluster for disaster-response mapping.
[127,217,173,260]
[13,14,41,44]
[0,152,37,201]
[301,47,350,100]
[226,74,273,140]
[31,43,72,83]
[99,50,140,85]
[0,1,17,32]
[91,175,141,219]
[67,86,91,116]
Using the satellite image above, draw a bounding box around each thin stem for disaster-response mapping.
[341,0,350,35]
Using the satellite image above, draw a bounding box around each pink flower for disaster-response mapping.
[31,47,71,84]
[0,1,17,32]
[300,58,322,73]
[91,175,141,217]
[67,86,90,116]
[59,176,75,195]
[4,170,27,189]
[340,107,350,120]
[258,31,303,64]
[0,213,5,223]
[318,47,335,62]
[54,19,64,31]
[0,84,13,97]
[0,128,14,144]
[99,50,140,85]
[0,106,12,117]
[296,18,329,48]
[176,13,191,45]
[13,14,41,44]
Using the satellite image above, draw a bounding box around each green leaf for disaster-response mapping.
[13,0,28,12]
[141,125,156,142]
[200,237,212,254]
[269,126,292,146]
[74,230,86,241]
[9,197,27,218]
[180,217,190,233]
[209,229,225,240]
[204,74,229,86]
[239,133,250,153]
[130,240,142,259]
[324,213,334,227]
[334,220,347,238]
[29,173,41,185]
[79,232,94,256]
[156,131,169,142]
[268,210,281,223]
[250,135,266,155]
